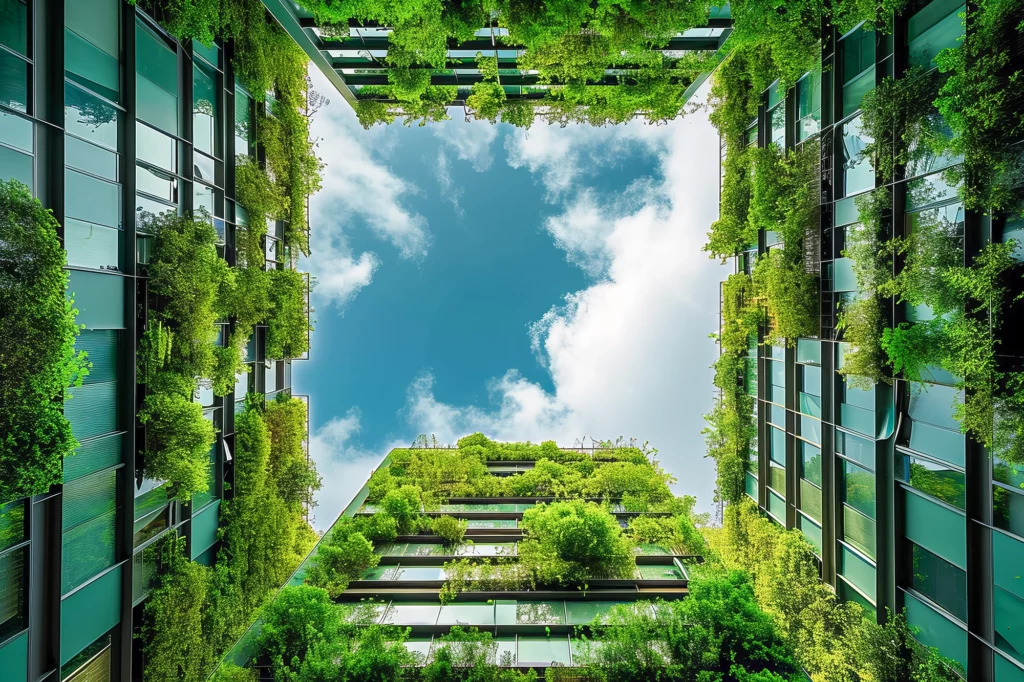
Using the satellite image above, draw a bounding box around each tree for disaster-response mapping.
[380,485,424,533]
[305,517,381,597]
[0,179,88,503]
[431,515,468,547]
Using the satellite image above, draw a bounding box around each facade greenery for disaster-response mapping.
[0,180,89,504]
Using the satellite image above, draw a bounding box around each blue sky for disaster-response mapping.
[297,69,729,529]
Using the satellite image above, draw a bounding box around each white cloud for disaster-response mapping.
[404,86,729,513]
[432,116,499,171]
[504,122,667,199]
[435,151,464,217]
[306,68,431,310]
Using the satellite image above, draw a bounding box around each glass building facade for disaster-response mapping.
[730,2,1024,679]
[0,2,314,680]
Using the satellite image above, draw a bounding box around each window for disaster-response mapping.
[841,27,875,118]
[193,60,219,157]
[770,426,786,465]
[800,441,822,486]
[235,85,252,156]
[800,478,822,521]
[136,20,179,135]
[798,514,822,554]
[837,430,875,470]
[896,450,965,510]
[908,0,966,68]
[839,544,876,602]
[844,503,875,558]
[796,70,821,141]
[842,459,875,518]
[65,0,120,103]
[0,546,27,641]
[910,542,966,622]
[840,116,874,197]
[0,0,28,56]
[769,462,787,496]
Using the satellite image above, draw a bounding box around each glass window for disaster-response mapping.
[769,462,787,495]
[896,451,965,510]
[516,601,565,624]
[901,417,965,466]
[994,485,1024,539]
[797,415,821,445]
[193,61,218,157]
[137,164,178,203]
[800,442,822,486]
[770,358,785,388]
[842,460,875,518]
[0,50,29,112]
[799,364,822,396]
[842,27,875,118]
[0,143,32,188]
[194,151,216,185]
[194,182,216,219]
[437,603,495,625]
[841,116,874,196]
[517,636,571,666]
[839,578,876,620]
[66,170,121,229]
[797,339,820,365]
[768,103,785,147]
[382,603,440,626]
[234,86,252,156]
[905,489,966,569]
[136,122,177,173]
[796,70,821,141]
[837,430,875,470]
[908,0,966,68]
[770,426,786,464]
[65,220,121,272]
[839,544,876,601]
[800,478,822,521]
[906,171,959,211]
[136,21,179,135]
[0,546,28,641]
[904,591,968,670]
[770,402,786,428]
[910,542,967,622]
[66,135,118,181]
[768,489,786,521]
[745,471,758,500]
[0,501,25,552]
[65,4,120,103]
[844,504,875,558]
[0,0,28,56]
[995,652,1024,681]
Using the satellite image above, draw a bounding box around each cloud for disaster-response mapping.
[404,85,730,513]
[432,117,499,171]
[505,122,666,199]
[305,68,431,310]
[307,408,386,531]
[435,151,464,217]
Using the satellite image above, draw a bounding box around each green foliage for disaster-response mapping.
[751,249,819,346]
[0,179,88,503]
[305,523,380,597]
[934,0,1024,214]
[266,269,312,359]
[234,156,282,269]
[749,141,819,252]
[422,627,538,681]
[430,515,468,546]
[380,484,424,533]
[138,389,217,502]
[859,67,942,184]
[576,572,802,681]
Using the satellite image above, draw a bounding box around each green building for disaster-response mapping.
[710,0,1024,679]
[0,1,319,680]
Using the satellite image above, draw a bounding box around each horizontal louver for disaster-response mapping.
[65,382,118,441]
[73,330,118,385]
[63,469,116,531]
[63,434,121,483]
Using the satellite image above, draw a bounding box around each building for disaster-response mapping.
[0,1,318,680]
[221,443,700,675]
[259,0,734,123]
[715,1,1024,679]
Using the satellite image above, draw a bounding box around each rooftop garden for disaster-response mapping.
[0,180,90,504]
[299,0,723,127]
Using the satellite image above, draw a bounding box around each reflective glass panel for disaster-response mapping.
[0,50,28,112]
[65,219,120,272]
[841,116,874,196]
[65,84,119,151]
[193,61,218,156]
[842,460,875,518]
[896,450,965,510]
[0,0,28,55]
[911,542,967,622]
[136,21,179,134]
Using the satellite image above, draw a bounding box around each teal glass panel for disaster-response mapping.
[905,490,966,569]
[769,462,787,495]
[0,0,27,55]
[841,116,874,196]
[65,220,121,272]
[515,601,564,624]
[67,271,125,329]
[843,66,875,118]
[837,430,875,470]
[0,109,31,152]
[799,393,822,418]
[135,196,175,226]
[61,510,116,593]
[62,469,116,531]
[136,22,179,135]
[64,434,121,483]
[767,490,786,521]
[65,0,119,61]
[437,603,495,625]
[0,501,25,551]
[797,338,821,364]
[833,257,858,291]
[799,364,822,396]
[840,403,875,436]
[235,87,251,156]
[770,403,786,427]
[996,653,1024,681]
[190,500,220,559]
[908,383,961,431]
[908,0,966,68]
[796,71,821,141]
[767,81,782,108]
[799,415,821,444]
[904,590,967,671]
[136,122,177,173]
[994,485,1024,538]
[0,550,27,640]
[517,637,571,666]
[844,505,875,557]
[905,418,965,467]
[0,144,31,188]
[906,171,958,210]
[997,591,1024,664]
[565,601,627,625]
[65,382,118,441]
[896,451,965,509]
[59,566,120,665]
[994,529,1024,601]
[193,40,219,67]
[839,579,876,619]
[66,136,117,181]
[835,196,859,226]
[769,426,786,464]
[66,170,120,229]
[911,542,967,621]
[801,442,822,485]
[134,484,169,521]
[839,545,876,601]
[800,479,822,521]
[136,164,177,203]
[745,471,758,500]
[382,603,440,626]
[842,460,875,518]
[64,29,119,103]
[194,182,215,218]
[637,564,685,580]
[769,104,785,147]
[392,566,445,580]
[0,631,27,681]
[65,84,118,153]
[843,28,875,84]
[194,151,215,184]
[798,514,822,554]
[770,358,785,387]
[193,61,218,156]
[0,50,29,112]
[844,382,874,411]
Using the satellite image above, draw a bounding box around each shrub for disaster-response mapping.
[138,389,216,502]
[380,485,424,534]
[304,527,379,597]
[431,515,468,546]
[0,179,88,503]
[265,269,311,360]
[751,249,819,346]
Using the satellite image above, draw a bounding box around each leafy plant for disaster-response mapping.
[0,179,89,503]
[138,389,216,502]
[430,515,468,547]
[751,249,819,346]
[266,269,312,360]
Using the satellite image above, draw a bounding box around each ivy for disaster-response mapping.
[0,180,89,503]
